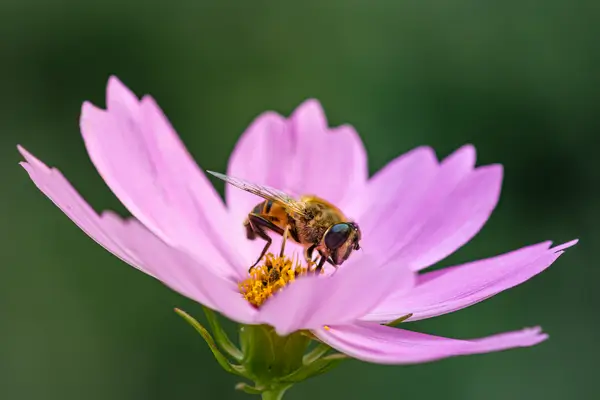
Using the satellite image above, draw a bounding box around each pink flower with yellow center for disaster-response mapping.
[19,77,577,397]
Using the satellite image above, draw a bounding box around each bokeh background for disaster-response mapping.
[0,1,596,399]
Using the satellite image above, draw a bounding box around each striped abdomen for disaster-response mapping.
[244,200,302,242]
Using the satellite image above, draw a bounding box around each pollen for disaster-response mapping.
[239,253,313,308]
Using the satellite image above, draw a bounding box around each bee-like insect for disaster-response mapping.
[207,171,362,273]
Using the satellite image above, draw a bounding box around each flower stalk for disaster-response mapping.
[260,387,291,400]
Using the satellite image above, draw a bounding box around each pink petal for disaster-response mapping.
[18,146,139,270]
[101,212,256,324]
[286,101,368,206]
[395,163,503,271]
[348,146,439,251]
[256,255,415,336]
[18,146,255,324]
[226,99,368,224]
[225,111,291,229]
[353,146,476,268]
[348,147,439,259]
[80,76,244,279]
[314,322,547,364]
[363,240,578,323]
[359,145,499,272]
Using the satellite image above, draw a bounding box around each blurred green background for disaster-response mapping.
[0,1,596,399]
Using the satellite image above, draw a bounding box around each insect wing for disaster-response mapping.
[206,171,306,216]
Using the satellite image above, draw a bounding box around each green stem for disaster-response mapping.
[261,386,290,400]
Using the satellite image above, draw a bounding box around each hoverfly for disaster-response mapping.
[207,171,362,273]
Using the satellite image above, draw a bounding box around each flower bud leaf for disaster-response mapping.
[202,306,243,361]
[278,352,348,384]
[302,342,331,365]
[174,308,246,377]
[235,382,265,394]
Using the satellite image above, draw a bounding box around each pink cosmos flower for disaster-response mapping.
[19,76,577,366]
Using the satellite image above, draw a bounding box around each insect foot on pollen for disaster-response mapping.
[239,253,316,308]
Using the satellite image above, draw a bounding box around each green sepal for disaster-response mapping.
[239,324,310,384]
[277,353,348,384]
[174,308,246,377]
[176,312,353,395]
[386,313,413,327]
[302,342,331,365]
[235,382,265,395]
[202,306,243,361]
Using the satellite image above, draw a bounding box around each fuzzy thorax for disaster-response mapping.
[239,253,313,308]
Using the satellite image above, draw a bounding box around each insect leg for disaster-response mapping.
[280,225,290,257]
[305,246,337,273]
[244,221,256,240]
[247,214,284,271]
[315,256,337,272]
[315,256,327,274]
[304,244,317,264]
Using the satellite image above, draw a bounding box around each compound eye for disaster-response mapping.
[324,223,352,250]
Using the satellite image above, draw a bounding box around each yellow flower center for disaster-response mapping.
[239,253,313,308]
